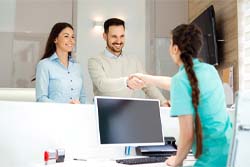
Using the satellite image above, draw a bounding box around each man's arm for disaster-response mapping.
[135,60,167,105]
[88,57,129,93]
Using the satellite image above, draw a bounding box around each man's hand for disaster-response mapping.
[127,76,145,90]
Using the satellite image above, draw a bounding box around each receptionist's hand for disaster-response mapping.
[165,155,177,167]
[130,73,148,84]
[127,76,145,90]
[161,100,171,107]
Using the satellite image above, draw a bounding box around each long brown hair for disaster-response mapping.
[41,22,73,60]
[171,24,203,158]
[32,22,73,81]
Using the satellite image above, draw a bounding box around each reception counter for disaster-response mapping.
[0,101,179,167]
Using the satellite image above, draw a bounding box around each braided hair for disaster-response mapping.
[171,24,203,158]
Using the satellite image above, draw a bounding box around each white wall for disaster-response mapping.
[76,0,146,103]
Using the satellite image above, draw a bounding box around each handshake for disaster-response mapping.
[126,73,148,90]
[127,73,171,107]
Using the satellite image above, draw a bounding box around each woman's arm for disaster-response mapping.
[130,73,171,91]
[79,72,86,104]
[166,115,194,166]
[35,62,54,102]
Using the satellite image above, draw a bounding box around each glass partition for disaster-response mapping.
[0,0,73,88]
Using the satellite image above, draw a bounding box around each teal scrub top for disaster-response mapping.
[170,59,232,167]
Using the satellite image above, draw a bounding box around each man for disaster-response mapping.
[88,18,168,106]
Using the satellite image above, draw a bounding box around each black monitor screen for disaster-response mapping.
[95,97,164,145]
[191,5,218,65]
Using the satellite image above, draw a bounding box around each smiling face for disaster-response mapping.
[103,25,125,56]
[54,27,75,54]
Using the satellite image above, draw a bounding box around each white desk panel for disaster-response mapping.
[0,101,179,167]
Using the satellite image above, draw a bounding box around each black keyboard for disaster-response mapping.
[116,156,167,165]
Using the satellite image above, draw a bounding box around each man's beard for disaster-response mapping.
[107,42,123,54]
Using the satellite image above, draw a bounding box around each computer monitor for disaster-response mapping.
[94,96,164,146]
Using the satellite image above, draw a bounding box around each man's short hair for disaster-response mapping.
[104,18,125,33]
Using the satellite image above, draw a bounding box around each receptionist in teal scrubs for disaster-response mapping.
[131,24,232,167]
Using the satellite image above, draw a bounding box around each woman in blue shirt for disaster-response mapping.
[132,24,232,166]
[35,22,86,104]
